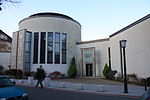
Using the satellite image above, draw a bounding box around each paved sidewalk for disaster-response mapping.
[13,78,148,98]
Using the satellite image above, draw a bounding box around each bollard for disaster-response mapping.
[44,78,51,87]
[96,85,105,92]
[28,77,33,84]
[76,84,83,90]
[59,82,65,88]
[18,80,24,83]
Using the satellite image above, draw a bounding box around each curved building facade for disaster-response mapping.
[11,12,81,75]
[11,13,150,78]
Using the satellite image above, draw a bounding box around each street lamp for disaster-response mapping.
[120,40,128,93]
[0,2,2,11]
[119,41,123,79]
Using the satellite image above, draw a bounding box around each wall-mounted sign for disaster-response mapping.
[83,48,94,63]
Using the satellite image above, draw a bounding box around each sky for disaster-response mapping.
[0,0,150,41]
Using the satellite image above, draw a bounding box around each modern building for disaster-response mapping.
[11,12,81,75]
[0,30,12,52]
[0,30,12,70]
[11,12,150,78]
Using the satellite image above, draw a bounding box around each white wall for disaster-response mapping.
[0,52,11,70]
[30,64,68,76]
[77,39,109,77]
[77,17,150,78]
[110,18,150,78]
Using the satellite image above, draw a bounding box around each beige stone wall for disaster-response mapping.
[11,31,18,69]
[110,18,150,78]
[17,30,26,70]
[11,29,26,70]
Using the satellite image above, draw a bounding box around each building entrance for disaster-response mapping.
[86,64,93,76]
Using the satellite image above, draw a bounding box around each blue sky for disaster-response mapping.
[0,0,150,41]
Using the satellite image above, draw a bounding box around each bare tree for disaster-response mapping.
[0,0,21,11]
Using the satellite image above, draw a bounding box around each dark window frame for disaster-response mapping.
[40,32,46,64]
[47,32,53,64]
[54,32,60,64]
[33,32,39,64]
[62,33,67,64]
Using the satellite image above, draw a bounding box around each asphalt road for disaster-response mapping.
[19,85,138,100]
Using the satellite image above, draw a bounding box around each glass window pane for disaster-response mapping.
[25,53,30,62]
[25,63,30,71]
[55,43,60,52]
[33,32,39,64]
[47,32,53,64]
[40,32,46,64]
[55,32,60,42]
[55,32,60,64]
[55,53,60,64]
[25,42,31,52]
[62,53,66,64]
[48,32,53,42]
[62,33,67,64]
[62,33,67,43]
[25,32,31,42]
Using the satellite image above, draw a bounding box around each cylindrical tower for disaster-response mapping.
[12,12,81,75]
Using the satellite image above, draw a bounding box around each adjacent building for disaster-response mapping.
[76,14,150,78]
[0,30,12,70]
[0,30,12,52]
[11,13,150,78]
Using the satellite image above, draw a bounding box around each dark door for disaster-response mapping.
[86,64,93,76]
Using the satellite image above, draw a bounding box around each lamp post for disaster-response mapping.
[0,3,2,11]
[119,41,123,79]
[120,40,128,93]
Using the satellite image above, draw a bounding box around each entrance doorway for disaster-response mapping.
[86,64,93,76]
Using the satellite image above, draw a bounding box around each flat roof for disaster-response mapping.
[19,12,81,27]
[77,38,109,45]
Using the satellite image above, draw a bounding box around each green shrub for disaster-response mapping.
[68,57,77,78]
[103,63,111,79]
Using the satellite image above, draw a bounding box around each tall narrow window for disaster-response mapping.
[40,32,46,64]
[47,32,53,64]
[33,32,39,64]
[55,32,60,64]
[25,32,32,71]
[108,47,111,70]
[62,33,67,64]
